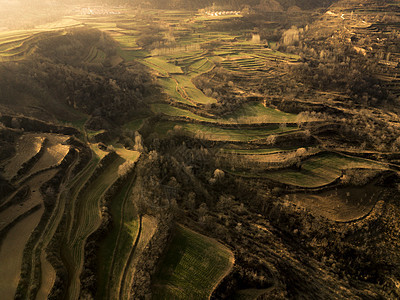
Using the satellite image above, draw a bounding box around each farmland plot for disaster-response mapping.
[264,152,388,188]
[26,135,70,177]
[63,155,125,299]
[0,207,43,300]
[152,225,234,300]
[3,134,45,181]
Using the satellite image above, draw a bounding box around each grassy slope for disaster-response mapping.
[265,152,388,187]
[223,102,298,123]
[158,77,195,106]
[122,215,158,300]
[152,225,234,300]
[96,173,139,300]
[144,57,184,74]
[175,75,217,104]
[289,183,384,222]
[151,103,218,122]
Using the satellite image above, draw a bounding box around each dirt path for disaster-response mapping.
[35,251,56,300]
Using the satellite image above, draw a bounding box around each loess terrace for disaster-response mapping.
[1,1,400,299]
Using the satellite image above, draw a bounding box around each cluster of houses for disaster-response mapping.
[78,7,121,16]
[203,11,241,17]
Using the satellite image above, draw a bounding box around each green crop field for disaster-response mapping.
[152,225,234,300]
[97,173,139,300]
[175,75,217,104]
[123,118,146,131]
[83,47,106,63]
[158,77,195,106]
[223,102,298,123]
[118,48,148,61]
[112,34,138,48]
[121,215,158,300]
[264,152,388,188]
[187,58,214,76]
[144,57,184,74]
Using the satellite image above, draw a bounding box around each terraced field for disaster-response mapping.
[152,225,234,300]
[97,174,140,300]
[152,102,299,125]
[62,154,125,299]
[151,103,216,122]
[158,77,195,106]
[289,183,385,222]
[0,207,43,300]
[1,6,396,300]
[25,135,70,179]
[2,134,45,180]
[263,152,388,188]
[154,120,300,142]
[175,75,217,104]
[0,169,58,233]
[223,102,298,123]
[31,151,85,300]
[121,215,158,300]
[0,21,81,62]
[83,46,106,63]
[143,57,184,74]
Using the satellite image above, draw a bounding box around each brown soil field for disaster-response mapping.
[289,184,384,222]
[25,134,69,177]
[2,134,45,180]
[0,206,43,299]
[0,169,58,232]
[35,252,56,300]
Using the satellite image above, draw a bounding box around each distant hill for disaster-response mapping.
[138,0,338,10]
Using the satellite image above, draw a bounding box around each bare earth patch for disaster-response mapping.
[289,184,384,222]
